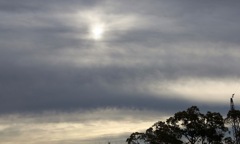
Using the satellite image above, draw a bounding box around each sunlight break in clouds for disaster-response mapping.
[91,23,105,40]
[73,9,139,40]
[1,0,240,144]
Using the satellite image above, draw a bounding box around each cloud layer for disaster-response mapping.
[1,0,240,143]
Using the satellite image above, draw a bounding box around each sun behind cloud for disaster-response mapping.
[90,24,105,40]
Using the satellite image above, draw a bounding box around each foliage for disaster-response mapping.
[204,112,228,143]
[167,106,205,144]
[225,109,240,144]
[147,121,183,144]
[126,106,231,144]
[126,132,146,144]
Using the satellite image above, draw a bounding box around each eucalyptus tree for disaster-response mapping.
[225,109,240,144]
[127,106,228,144]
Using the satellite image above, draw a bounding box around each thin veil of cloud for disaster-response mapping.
[1,0,240,143]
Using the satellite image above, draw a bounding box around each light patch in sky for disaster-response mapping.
[90,24,105,40]
[0,109,166,144]
[72,9,139,41]
[147,78,240,104]
[1,0,240,143]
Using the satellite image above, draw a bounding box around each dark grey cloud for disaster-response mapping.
[0,61,194,113]
[115,1,240,45]
[0,60,235,114]
[0,0,100,13]
[0,0,240,116]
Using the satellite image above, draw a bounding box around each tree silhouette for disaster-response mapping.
[126,132,146,144]
[127,106,230,144]
[167,106,205,144]
[204,111,227,143]
[225,109,240,144]
[147,121,183,144]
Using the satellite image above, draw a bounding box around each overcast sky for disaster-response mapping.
[1,0,240,143]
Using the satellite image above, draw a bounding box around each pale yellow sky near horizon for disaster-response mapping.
[1,0,240,144]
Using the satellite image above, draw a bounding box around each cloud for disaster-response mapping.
[0,106,231,144]
[0,2,240,143]
[1,0,240,114]
[0,108,167,144]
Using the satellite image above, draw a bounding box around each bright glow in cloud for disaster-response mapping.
[91,24,105,40]
[1,1,240,143]
[71,9,139,41]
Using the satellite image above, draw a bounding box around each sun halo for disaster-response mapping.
[91,24,105,40]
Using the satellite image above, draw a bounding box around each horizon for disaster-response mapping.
[1,0,240,143]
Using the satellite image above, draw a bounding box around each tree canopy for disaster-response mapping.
[126,106,238,144]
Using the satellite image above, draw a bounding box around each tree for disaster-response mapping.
[167,106,205,144]
[126,132,146,144]
[203,112,228,143]
[127,106,229,144]
[148,121,183,144]
[167,107,227,144]
[225,109,240,144]
[126,122,183,144]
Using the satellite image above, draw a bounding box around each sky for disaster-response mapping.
[1,0,240,143]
